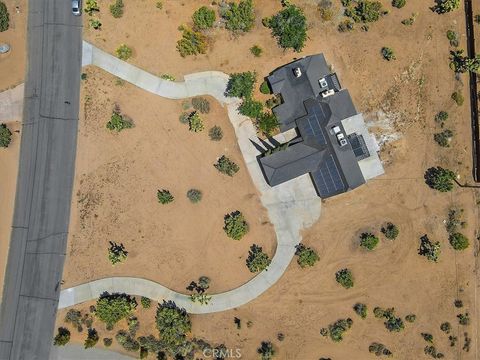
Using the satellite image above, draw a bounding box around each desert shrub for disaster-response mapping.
[53,327,71,346]
[156,1,163,10]
[344,0,386,23]
[188,112,204,132]
[89,18,102,29]
[424,166,456,192]
[373,307,385,318]
[140,347,148,359]
[257,341,275,360]
[224,211,249,240]
[209,125,223,141]
[422,333,434,343]
[106,110,133,132]
[392,0,406,8]
[450,50,480,73]
[250,45,263,57]
[381,47,396,61]
[449,232,469,250]
[435,110,449,124]
[0,124,12,147]
[338,19,354,31]
[191,97,210,113]
[318,0,335,21]
[141,297,152,309]
[65,309,83,331]
[160,74,176,81]
[266,95,281,109]
[246,244,271,272]
[277,333,285,341]
[440,322,451,333]
[434,129,453,147]
[295,244,319,268]
[369,343,392,357]
[381,222,399,240]
[263,3,308,52]
[433,0,460,14]
[457,313,470,325]
[360,232,379,250]
[446,30,459,47]
[108,241,128,265]
[186,189,202,203]
[320,327,329,336]
[328,318,353,342]
[220,0,255,34]
[260,81,271,94]
[335,268,354,289]
[451,91,464,106]
[353,303,367,319]
[238,98,264,118]
[418,235,440,262]
[85,0,99,15]
[84,328,99,349]
[475,14,480,24]
[157,189,174,204]
[446,208,466,234]
[0,1,9,32]
[454,299,463,308]
[115,44,132,60]
[116,330,140,351]
[405,314,416,323]
[226,71,256,99]
[155,301,191,351]
[257,112,279,136]
[176,26,208,57]
[110,0,124,18]
[214,155,239,176]
[127,315,140,335]
[95,293,137,329]
[192,6,216,30]
[424,345,443,358]
[103,337,113,347]
[401,12,417,25]
[179,112,191,124]
[375,307,404,332]
[137,335,163,353]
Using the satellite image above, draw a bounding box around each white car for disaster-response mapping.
[72,0,81,15]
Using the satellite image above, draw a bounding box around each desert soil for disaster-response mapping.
[58,0,479,359]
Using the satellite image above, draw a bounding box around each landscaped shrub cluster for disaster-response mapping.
[342,0,388,25]
[226,71,256,99]
[369,342,392,357]
[108,241,128,265]
[0,1,9,32]
[84,328,99,349]
[391,0,406,8]
[115,44,132,60]
[432,0,460,14]
[445,208,469,250]
[155,300,192,356]
[106,108,133,132]
[176,26,208,57]
[192,6,216,30]
[359,232,379,250]
[188,111,204,132]
[381,222,399,240]
[214,155,239,176]
[353,303,367,319]
[140,296,152,309]
[318,0,335,21]
[446,30,459,47]
[191,97,210,113]
[246,244,271,272]
[110,0,124,18]
[450,50,480,73]
[219,0,255,34]
[373,307,404,332]
[0,123,12,147]
[209,125,223,141]
[53,327,71,346]
[335,268,354,289]
[294,244,320,268]
[434,129,453,147]
[424,166,456,192]
[418,234,441,262]
[223,211,249,240]
[157,189,174,204]
[85,0,99,15]
[327,318,354,342]
[116,330,139,351]
[95,293,137,330]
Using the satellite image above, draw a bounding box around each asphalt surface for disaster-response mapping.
[0,1,82,359]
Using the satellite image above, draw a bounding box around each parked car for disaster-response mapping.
[72,0,81,16]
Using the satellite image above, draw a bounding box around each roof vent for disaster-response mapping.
[293,68,302,78]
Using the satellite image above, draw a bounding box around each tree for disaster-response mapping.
[220,0,255,34]
[295,244,319,268]
[418,234,440,262]
[141,296,152,309]
[186,189,202,203]
[214,155,240,176]
[155,301,191,351]
[335,268,354,288]
[381,47,396,61]
[246,244,271,272]
[263,4,308,52]
[392,0,406,8]
[224,211,249,240]
[424,167,456,192]
[0,1,9,32]
[192,6,216,30]
[433,0,460,14]
[328,318,353,342]
[225,72,256,99]
[176,26,208,57]
[188,112,204,132]
[353,303,367,319]
[238,98,264,119]
[257,341,275,360]
[449,50,480,73]
[449,232,469,250]
[209,125,223,141]
[381,222,399,240]
[360,232,379,250]
[108,241,128,265]
[53,327,71,346]
[257,112,279,136]
[157,189,174,204]
[95,293,137,329]
[0,124,12,147]
[84,328,99,349]
[110,0,124,18]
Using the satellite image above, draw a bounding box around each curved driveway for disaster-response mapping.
[61,41,322,314]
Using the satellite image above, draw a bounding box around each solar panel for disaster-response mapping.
[348,134,370,160]
[311,155,345,197]
[304,113,327,145]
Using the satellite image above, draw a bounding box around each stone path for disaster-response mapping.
[63,41,322,314]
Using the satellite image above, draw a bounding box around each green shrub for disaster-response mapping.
[106,110,133,132]
[381,47,396,61]
[160,74,176,81]
[115,44,132,60]
[344,0,386,23]
[0,1,9,32]
[336,268,354,289]
[110,0,124,18]
[369,343,392,357]
[433,0,460,14]
[176,26,208,57]
[401,12,417,25]
[186,189,202,203]
[457,312,470,325]
[156,1,163,10]
[373,307,385,318]
[320,327,329,336]
[449,50,480,73]
[440,322,451,333]
[422,333,434,343]
[191,97,210,113]
[108,241,128,265]
[374,307,404,332]
[192,6,216,30]
[53,327,71,346]
[226,71,256,99]
[246,244,271,272]
[250,45,263,57]
[338,19,354,32]
[328,318,353,342]
[446,30,459,47]
[89,18,102,29]
[0,124,12,147]
[84,328,99,349]
[65,309,83,332]
[435,110,449,124]
[381,222,399,240]
[451,91,464,106]
[418,234,440,262]
[85,0,99,15]
[260,81,271,94]
[295,244,319,268]
[224,211,249,240]
[392,0,406,8]
[141,297,152,309]
[434,129,453,147]
[239,98,264,118]
[257,112,279,136]
[214,155,239,176]
[405,314,416,323]
[155,300,191,350]
[257,341,275,360]
[103,338,113,347]
[353,303,367,319]
[95,293,137,329]
[157,189,174,204]
[220,0,255,34]
[209,125,223,141]
[449,232,469,250]
[424,166,456,192]
[446,208,466,234]
[360,232,379,250]
[140,347,148,359]
[263,4,308,52]
[116,330,140,351]
[188,112,204,132]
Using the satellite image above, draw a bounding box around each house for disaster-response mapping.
[259,54,384,198]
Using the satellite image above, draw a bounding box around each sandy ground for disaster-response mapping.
[58,0,479,359]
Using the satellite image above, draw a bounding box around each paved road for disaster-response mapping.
[0,1,82,359]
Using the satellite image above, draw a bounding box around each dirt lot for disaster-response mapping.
[58,0,479,359]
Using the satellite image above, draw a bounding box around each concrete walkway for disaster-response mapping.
[0,83,23,122]
[60,41,322,314]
